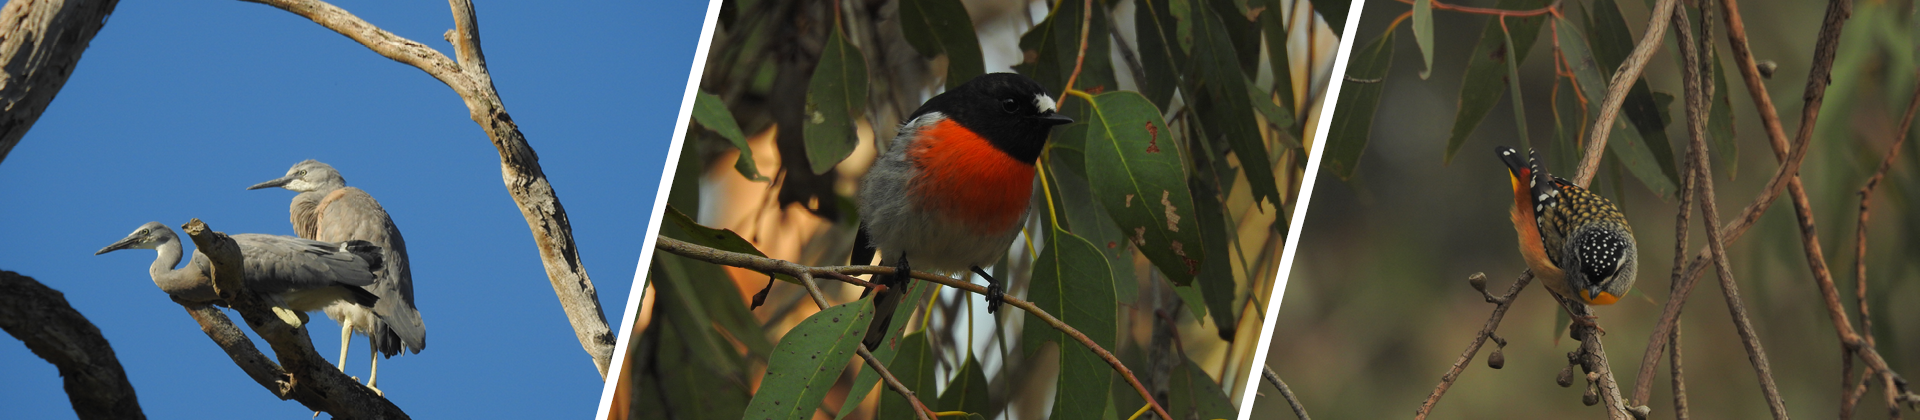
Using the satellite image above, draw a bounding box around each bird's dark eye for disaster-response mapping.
[296,170,307,176]
[1001,98,1019,114]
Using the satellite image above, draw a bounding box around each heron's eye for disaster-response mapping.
[1001,98,1019,114]
[296,170,307,177]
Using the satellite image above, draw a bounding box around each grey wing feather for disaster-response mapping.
[316,187,426,354]
[230,234,380,292]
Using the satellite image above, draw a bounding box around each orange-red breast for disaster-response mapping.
[1496,146,1638,305]
[853,73,1072,349]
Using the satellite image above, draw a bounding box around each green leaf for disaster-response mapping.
[1580,0,1681,196]
[1307,0,1350,34]
[1324,31,1393,180]
[1412,0,1433,79]
[1258,0,1296,127]
[1136,0,1188,110]
[834,279,936,419]
[660,206,797,285]
[1191,5,1284,210]
[1082,91,1206,285]
[1555,16,1679,196]
[1207,0,1263,75]
[937,354,992,416]
[899,0,985,91]
[879,331,938,420]
[1247,80,1297,133]
[1047,126,1143,302]
[1188,133,1239,339]
[1168,357,1238,420]
[1027,228,1117,420]
[692,92,767,181]
[1172,282,1209,320]
[1500,15,1529,146]
[1708,50,1738,179]
[652,250,774,362]
[1022,228,1117,355]
[1442,0,1553,163]
[743,298,875,420]
[803,26,870,175]
[632,302,752,420]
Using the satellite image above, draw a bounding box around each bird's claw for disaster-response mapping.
[971,266,1003,314]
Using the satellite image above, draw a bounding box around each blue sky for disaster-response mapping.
[0,0,701,418]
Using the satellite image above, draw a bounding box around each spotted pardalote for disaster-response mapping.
[1497,146,1638,305]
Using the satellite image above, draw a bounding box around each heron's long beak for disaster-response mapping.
[95,235,140,255]
[247,174,296,190]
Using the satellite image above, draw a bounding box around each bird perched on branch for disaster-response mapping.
[853,73,1073,350]
[1497,146,1638,306]
[95,221,386,326]
[250,160,424,394]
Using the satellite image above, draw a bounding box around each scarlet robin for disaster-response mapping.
[1496,146,1638,306]
[853,73,1072,350]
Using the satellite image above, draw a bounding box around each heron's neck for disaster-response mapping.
[148,240,187,289]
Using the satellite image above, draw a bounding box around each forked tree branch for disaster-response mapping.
[1570,0,1678,185]
[0,271,144,420]
[654,235,1174,420]
[178,219,406,419]
[1413,272,1530,420]
[235,0,616,377]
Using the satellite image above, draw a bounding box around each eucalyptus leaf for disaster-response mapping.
[743,298,875,420]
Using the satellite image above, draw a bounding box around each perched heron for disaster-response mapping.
[250,160,423,394]
[95,221,385,324]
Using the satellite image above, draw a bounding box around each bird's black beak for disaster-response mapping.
[1036,112,1074,125]
[95,235,139,255]
[247,174,296,190]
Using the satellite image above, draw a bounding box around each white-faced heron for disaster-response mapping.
[250,160,424,394]
[95,221,386,325]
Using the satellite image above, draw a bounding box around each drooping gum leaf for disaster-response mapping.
[834,279,934,419]
[1207,0,1262,75]
[1412,0,1433,79]
[1136,0,1187,110]
[1046,125,1143,302]
[1188,135,1239,339]
[743,298,874,420]
[1082,91,1206,285]
[1259,0,1295,126]
[1554,17,1678,196]
[1026,228,1117,420]
[1501,17,1529,146]
[1015,0,1116,122]
[899,0,985,91]
[879,331,937,420]
[1168,357,1238,420]
[692,92,767,181]
[661,206,795,285]
[802,26,869,175]
[1324,31,1394,180]
[938,354,992,416]
[1307,0,1349,34]
[1442,0,1552,163]
[1708,49,1738,179]
[1192,5,1284,210]
[637,307,752,420]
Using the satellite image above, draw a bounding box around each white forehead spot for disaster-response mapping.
[1034,94,1057,113]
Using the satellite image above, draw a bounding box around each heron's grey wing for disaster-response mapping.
[316,187,425,354]
[231,234,380,294]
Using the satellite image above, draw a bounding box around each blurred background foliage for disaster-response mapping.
[1256,0,1919,418]
[611,0,1346,419]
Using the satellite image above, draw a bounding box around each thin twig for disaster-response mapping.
[1672,8,1788,416]
[1389,0,1557,17]
[1571,0,1679,186]
[1413,272,1531,420]
[1846,73,1920,418]
[1264,365,1311,420]
[654,235,1174,420]
[1556,294,1631,420]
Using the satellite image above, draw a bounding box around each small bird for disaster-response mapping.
[854,73,1073,350]
[95,221,385,325]
[1497,146,1638,305]
[250,160,423,394]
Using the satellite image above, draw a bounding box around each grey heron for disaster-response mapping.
[94,221,385,326]
[250,160,423,394]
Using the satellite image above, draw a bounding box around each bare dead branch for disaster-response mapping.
[1844,72,1920,419]
[0,271,145,420]
[653,235,1174,420]
[1570,0,1678,185]
[1413,272,1531,420]
[235,0,615,377]
[178,219,407,419]
[0,0,120,165]
[1264,364,1311,420]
